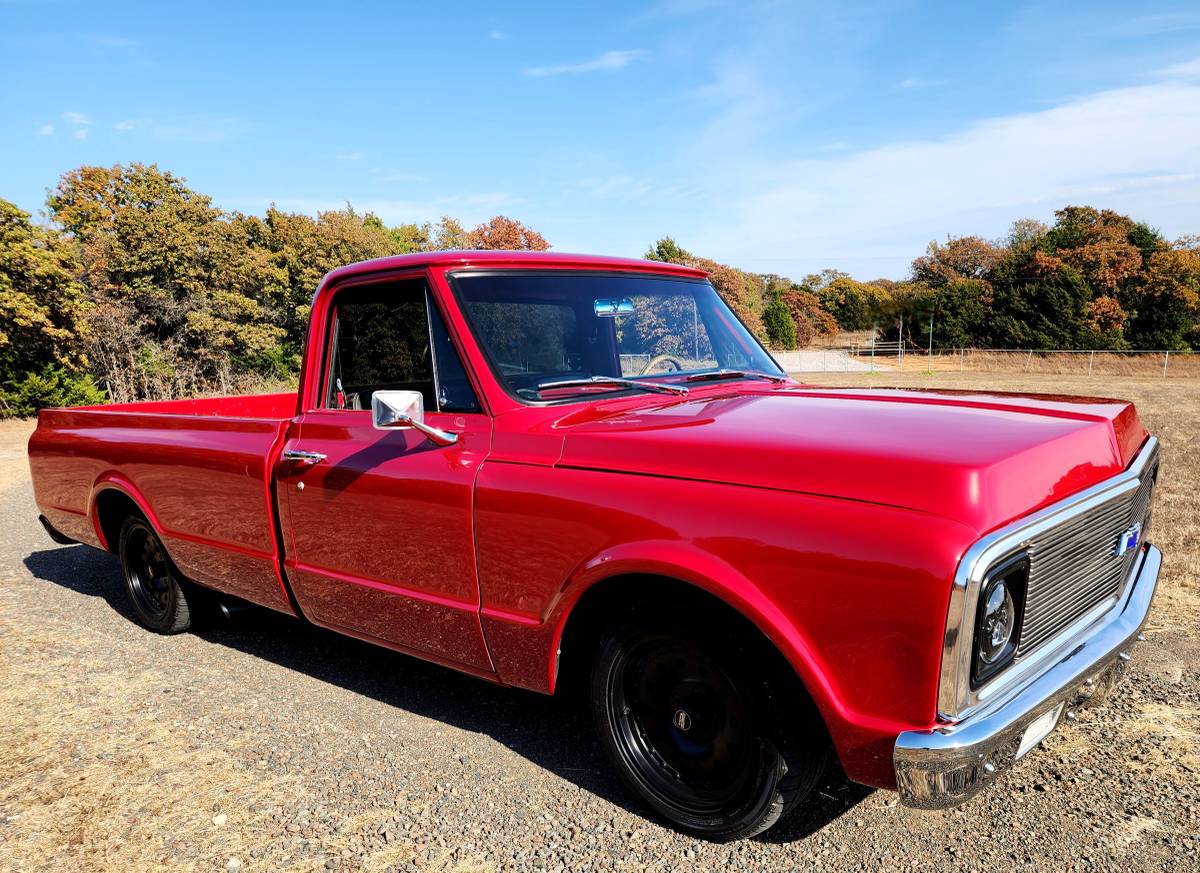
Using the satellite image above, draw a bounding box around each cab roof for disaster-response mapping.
[321,250,709,285]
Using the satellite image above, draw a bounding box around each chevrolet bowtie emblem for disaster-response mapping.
[1115,522,1142,557]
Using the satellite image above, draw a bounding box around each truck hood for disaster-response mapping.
[554,386,1147,534]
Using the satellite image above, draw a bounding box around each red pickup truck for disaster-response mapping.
[29,251,1162,839]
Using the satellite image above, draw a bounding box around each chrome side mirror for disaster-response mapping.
[371,390,458,446]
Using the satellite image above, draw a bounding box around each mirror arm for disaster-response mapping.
[382,414,459,447]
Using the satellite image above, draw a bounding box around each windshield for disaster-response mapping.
[451,272,782,401]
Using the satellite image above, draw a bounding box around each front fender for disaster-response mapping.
[473,462,979,788]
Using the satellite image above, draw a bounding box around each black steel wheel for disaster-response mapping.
[119,516,192,633]
[591,610,827,840]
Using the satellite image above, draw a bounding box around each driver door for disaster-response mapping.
[277,277,494,673]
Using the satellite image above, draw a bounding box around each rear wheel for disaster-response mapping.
[591,611,827,840]
[119,516,192,634]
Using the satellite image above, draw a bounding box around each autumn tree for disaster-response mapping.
[48,164,284,400]
[464,215,550,251]
[644,237,767,339]
[0,199,104,413]
[432,216,469,250]
[781,287,837,347]
[250,204,400,356]
[1125,246,1200,349]
[911,236,1005,287]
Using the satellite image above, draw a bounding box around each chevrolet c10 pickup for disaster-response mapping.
[28,251,1162,840]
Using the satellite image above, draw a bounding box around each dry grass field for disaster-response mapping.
[0,372,1196,871]
[835,349,1200,378]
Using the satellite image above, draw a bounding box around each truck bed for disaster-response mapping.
[28,392,298,614]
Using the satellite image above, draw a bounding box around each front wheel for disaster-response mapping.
[591,611,827,840]
[119,516,193,634]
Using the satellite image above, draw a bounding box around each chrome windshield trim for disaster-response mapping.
[938,436,1159,722]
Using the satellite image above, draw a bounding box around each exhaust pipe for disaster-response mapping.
[218,598,256,623]
[38,514,77,545]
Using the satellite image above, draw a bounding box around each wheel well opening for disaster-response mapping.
[94,489,143,552]
[555,574,813,712]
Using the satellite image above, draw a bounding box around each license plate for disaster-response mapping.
[1016,702,1064,759]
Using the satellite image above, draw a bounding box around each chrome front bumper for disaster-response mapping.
[893,543,1162,809]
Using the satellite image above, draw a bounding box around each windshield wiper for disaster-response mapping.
[534,376,689,396]
[682,369,788,384]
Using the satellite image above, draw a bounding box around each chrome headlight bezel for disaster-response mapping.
[970,553,1028,688]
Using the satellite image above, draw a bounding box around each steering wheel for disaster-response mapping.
[639,354,686,375]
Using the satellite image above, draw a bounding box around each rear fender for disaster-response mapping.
[89,473,163,549]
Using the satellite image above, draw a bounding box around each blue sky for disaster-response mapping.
[3,0,1200,278]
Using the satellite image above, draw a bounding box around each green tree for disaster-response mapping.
[0,198,103,413]
[1124,246,1200,349]
[48,163,285,400]
[814,276,892,331]
[987,254,1092,348]
[915,279,992,349]
[762,289,798,348]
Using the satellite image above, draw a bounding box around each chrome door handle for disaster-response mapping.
[282,449,326,465]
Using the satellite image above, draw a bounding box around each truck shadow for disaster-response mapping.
[23,544,873,842]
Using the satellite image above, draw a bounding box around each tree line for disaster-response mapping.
[0,163,549,414]
[647,208,1200,356]
[2,163,1197,414]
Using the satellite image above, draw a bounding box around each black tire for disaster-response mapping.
[591,609,828,841]
[118,516,192,634]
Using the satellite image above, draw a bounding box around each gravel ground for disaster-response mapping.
[1,375,1198,872]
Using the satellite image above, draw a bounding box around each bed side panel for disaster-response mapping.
[29,409,294,613]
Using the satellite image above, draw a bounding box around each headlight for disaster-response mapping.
[971,555,1027,686]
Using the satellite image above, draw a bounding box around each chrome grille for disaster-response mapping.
[1016,454,1158,659]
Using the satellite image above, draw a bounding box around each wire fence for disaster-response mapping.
[772,345,1199,377]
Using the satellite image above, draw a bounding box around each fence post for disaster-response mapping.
[1088,350,1094,375]
[1025,349,1033,371]
[1163,350,1170,377]
[959,348,964,371]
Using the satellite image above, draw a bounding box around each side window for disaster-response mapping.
[323,281,480,414]
[428,301,482,414]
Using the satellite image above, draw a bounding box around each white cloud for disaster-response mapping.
[685,71,1200,278]
[336,151,363,162]
[896,77,946,89]
[73,128,89,140]
[522,49,646,77]
[61,111,92,126]
[103,115,246,143]
[36,124,54,135]
[487,30,506,40]
[1118,12,1200,36]
[636,0,726,20]
[375,171,426,183]
[572,176,655,199]
[1158,58,1200,79]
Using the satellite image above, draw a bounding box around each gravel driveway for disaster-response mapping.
[1,378,1197,872]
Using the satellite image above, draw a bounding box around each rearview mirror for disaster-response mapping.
[594,297,635,317]
[371,390,458,446]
